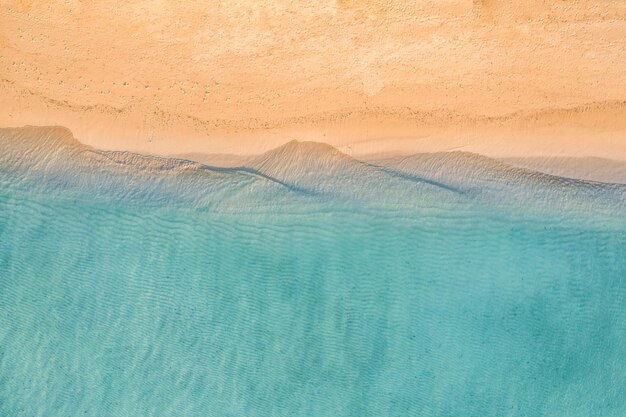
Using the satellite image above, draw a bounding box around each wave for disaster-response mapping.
[369,151,626,210]
[1,126,624,217]
[0,126,307,211]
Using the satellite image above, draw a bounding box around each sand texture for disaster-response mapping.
[1,0,625,161]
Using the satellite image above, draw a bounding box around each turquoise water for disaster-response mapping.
[1,128,625,416]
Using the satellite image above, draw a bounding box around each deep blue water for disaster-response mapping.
[1,129,625,416]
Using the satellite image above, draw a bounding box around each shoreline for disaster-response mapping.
[2,99,626,162]
[2,125,625,184]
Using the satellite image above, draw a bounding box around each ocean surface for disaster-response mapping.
[1,127,625,416]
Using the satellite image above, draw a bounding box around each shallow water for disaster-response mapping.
[1,131,625,416]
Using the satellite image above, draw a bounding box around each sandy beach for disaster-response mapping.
[2,4,626,415]
[1,1,625,162]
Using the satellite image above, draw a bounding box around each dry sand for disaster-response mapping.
[1,1,625,162]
